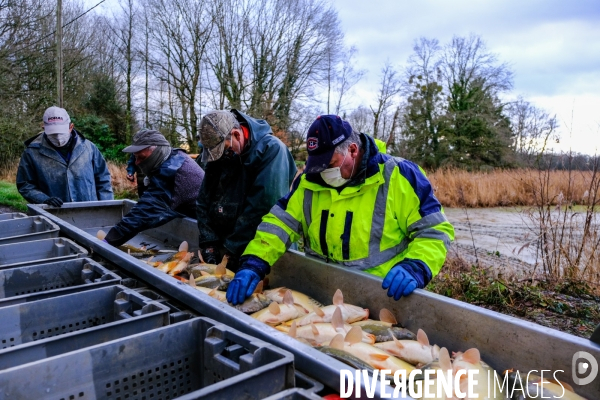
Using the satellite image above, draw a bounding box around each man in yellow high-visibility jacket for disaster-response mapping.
[226,115,454,305]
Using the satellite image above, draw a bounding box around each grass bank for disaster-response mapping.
[0,181,27,212]
[429,254,600,339]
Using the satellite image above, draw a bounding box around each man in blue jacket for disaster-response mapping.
[17,106,113,206]
[196,110,296,271]
[104,129,205,247]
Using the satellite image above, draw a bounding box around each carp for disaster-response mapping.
[193,271,232,290]
[317,346,376,372]
[374,329,440,366]
[263,287,323,313]
[451,348,504,400]
[282,308,376,345]
[329,327,415,376]
[287,289,368,326]
[251,290,307,325]
[351,309,416,342]
[505,371,587,400]
[96,230,158,257]
[188,276,270,313]
[168,252,193,276]
[188,252,234,277]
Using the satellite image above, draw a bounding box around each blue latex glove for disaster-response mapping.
[226,269,260,305]
[382,265,418,300]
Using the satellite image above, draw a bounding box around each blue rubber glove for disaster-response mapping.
[382,265,418,300]
[226,269,260,305]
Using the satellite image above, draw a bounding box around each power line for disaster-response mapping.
[9,0,107,56]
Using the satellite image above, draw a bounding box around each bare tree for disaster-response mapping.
[332,46,365,115]
[147,0,213,149]
[370,61,401,139]
[507,96,559,163]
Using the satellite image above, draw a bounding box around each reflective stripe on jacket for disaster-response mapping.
[242,135,454,281]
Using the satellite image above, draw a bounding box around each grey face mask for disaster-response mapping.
[137,146,171,175]
[46,132,71,147]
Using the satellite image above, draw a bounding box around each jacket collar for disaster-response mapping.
[35,129,86,165]
[302,134,386,195]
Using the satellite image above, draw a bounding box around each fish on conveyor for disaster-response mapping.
[194,271,232,290]
[282,308,376,345]
[156,252,192,274]
[188,277,271,314]
[263,287,323,313]
[451,348,504,400]
[188,253,235,277]
[251,290,307,325]
[374,329,440,366]
[96,229,159,257]
[286,289,368,326]
[317,346,376,372]
[329,327,415,376]
[351,309,416,342]
[504,371,587,400]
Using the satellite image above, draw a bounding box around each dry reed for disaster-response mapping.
[429,168,598,208]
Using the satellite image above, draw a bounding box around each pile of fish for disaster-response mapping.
[99,234,587,400]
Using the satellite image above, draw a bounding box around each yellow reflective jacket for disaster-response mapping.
[243,135,454,284]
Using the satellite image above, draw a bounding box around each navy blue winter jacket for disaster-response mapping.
[105,149,204,247]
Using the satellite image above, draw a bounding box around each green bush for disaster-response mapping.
[72,115,127,162]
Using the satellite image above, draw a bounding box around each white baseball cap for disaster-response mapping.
[43,106,71,135]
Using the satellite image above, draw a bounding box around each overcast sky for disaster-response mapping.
[88,0,600,154]
[329,0,600,154]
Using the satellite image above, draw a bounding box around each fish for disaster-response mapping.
[233,292,272,314]
[286,289,369,326]
[317,346,376,372]
[189,275,229,301]
[374,329,440,366]
[282,308,376,345]
[251,290,307,325]
[263,287,323,313]
[194,270,232,290]
[351,309,416,342]
[188,252,235,277]
[329,327,415,376]
[142,256,163,268]
[505,371,587,400]
[411,347,453,400]
[168,252,193,276]
[452,348,504,400]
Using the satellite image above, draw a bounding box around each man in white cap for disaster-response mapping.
[16,106,113,206]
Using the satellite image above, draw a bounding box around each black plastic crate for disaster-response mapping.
[0,317,295,400]
[0,285,168,351]
[0,237,87,269]
[0,258,121,307]
[0,215,59,244]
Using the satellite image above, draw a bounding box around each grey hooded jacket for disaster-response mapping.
[16,130,114,204]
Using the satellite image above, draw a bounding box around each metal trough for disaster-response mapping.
[28,200,600,399]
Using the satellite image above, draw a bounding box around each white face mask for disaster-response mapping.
[320,149,355,188]
[46,132,71,147]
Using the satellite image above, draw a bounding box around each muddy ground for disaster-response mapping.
[444,207,599,339]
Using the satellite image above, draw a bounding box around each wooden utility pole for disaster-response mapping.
[56,0,63,107]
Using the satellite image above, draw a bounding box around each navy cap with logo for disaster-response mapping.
[304,115,353,174]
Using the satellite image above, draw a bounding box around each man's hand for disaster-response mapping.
[43,197,63,207]
[382,264,418,300]
[200,247,218,265]
[226,269,260,305]
[126,174,135,182]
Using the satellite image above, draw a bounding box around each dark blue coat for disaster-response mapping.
[196,109,296,257]
[106,149,204,247]
[16,130,113,204]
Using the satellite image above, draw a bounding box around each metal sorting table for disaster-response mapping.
[28,200,600,399]
[0,204,323,400]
